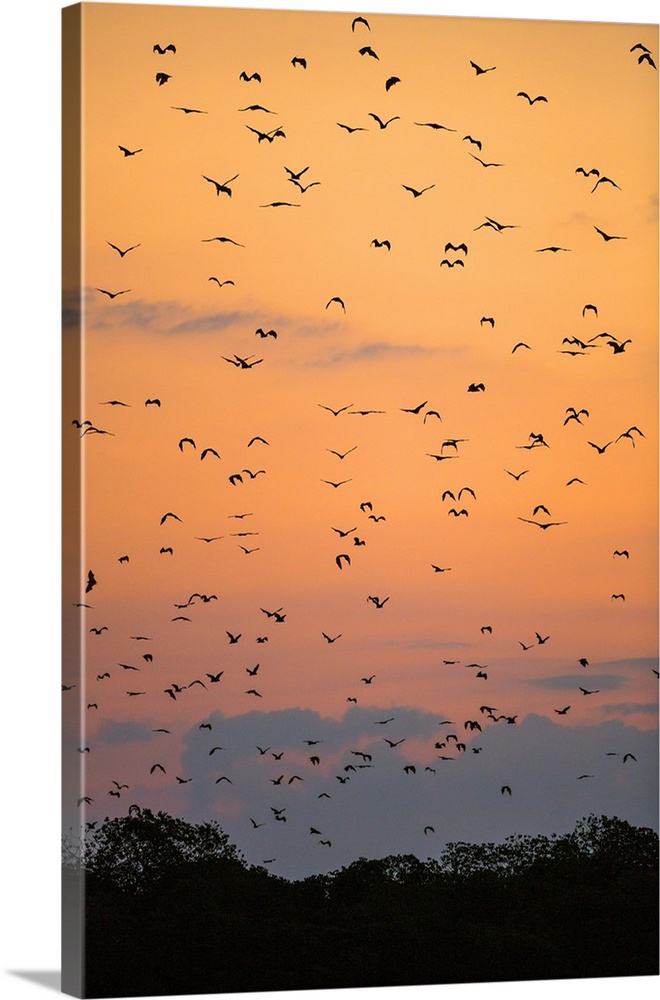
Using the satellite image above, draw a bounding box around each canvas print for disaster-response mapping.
[62,3,659,997]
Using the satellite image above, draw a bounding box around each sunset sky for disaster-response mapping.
[59,0,659,884]
[2,1,659,998]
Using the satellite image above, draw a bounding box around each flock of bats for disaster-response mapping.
[65,12,657,866]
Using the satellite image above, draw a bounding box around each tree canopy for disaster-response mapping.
[68,805,245,889]
[66,811,658,996]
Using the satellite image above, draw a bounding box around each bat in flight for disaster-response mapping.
[415,121,456,131]
[326,296,346,312]
[202,235,244,246]
[319,402,353,416]
[107,242,141,257]
[160,511,182,524]
[476,215,518,231]
[470,60,496,74]
[469,153,503,167]
[284,165,309,181]
[607,339,631,354]
[517,91,548,104]
[401,400,427,414]
[203,173,239,196]
[245,125,285,143]
[402,183,435,197]
[594,226,627,241]
[564,407,589,425]
[290,179,320,193]
[153,43,176,53]
[96,288,130,298]
[591,176,621,193]
[369,112,400,129]
[223,354,263,369]
[323,479,352,489]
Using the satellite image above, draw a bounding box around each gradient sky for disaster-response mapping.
[60,0,658,884]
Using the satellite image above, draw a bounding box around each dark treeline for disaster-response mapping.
[63,809,659,997]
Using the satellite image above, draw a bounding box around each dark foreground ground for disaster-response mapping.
[63,812,659,997]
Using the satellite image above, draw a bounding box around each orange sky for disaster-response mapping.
[62,1,658,877]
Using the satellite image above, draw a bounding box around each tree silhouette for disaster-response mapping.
[79,805,245,890]
[66,811,658,995]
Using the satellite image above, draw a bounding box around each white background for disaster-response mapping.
[1,1,657,999]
